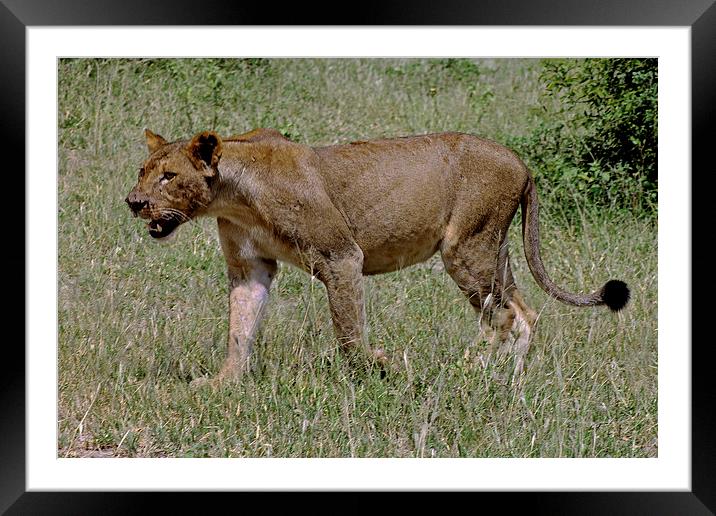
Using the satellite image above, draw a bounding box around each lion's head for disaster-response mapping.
[125,129,223,240]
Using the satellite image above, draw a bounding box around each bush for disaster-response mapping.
[507,59,657,216]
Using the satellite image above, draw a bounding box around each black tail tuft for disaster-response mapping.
[601,280,630,312]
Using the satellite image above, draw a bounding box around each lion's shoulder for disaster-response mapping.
[226,128,288,143]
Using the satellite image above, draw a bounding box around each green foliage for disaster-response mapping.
[507,59,657,215]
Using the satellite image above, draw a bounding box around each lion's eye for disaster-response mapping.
[159,172,177,185]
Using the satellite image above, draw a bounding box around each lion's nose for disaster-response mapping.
[125,194,148,214]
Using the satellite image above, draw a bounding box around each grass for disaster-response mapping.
[58,58,657,458]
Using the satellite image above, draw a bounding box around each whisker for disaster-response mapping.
[160,207,189,217]
[158,209,191,223]
[148,207,191,224]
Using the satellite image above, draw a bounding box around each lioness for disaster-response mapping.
[125,128,629,384]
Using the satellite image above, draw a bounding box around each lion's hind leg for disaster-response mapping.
[441,230,537,380]
[508,290,538,380]
[440,230,513,358]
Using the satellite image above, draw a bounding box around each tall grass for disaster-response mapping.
[58,59,656,457]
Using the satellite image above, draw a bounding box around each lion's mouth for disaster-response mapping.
[147,216,182,239]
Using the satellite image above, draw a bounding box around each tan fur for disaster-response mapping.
[126,128,624,384]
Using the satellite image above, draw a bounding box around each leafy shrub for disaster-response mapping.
[507,59,657,216]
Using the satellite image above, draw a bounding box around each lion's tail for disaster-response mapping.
[520,173,630,311]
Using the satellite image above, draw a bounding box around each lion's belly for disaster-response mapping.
[345,181,451,275]
[357,219,445,274]
[348,192,450,275]
[361,239,441,275]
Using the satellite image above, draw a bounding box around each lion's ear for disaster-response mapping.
[187,131,223,176]
[145,129,167,153]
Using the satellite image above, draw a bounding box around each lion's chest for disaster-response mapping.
[219,211,307,268]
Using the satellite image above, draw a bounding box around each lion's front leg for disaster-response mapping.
[217,258,277,381]
[192,257,276,388]
[319,248,388,370]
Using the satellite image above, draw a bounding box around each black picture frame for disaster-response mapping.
[4,0,710,513]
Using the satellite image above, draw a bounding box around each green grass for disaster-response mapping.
[58,58,657,458]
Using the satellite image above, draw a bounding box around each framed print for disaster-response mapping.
[5,0,712,513]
